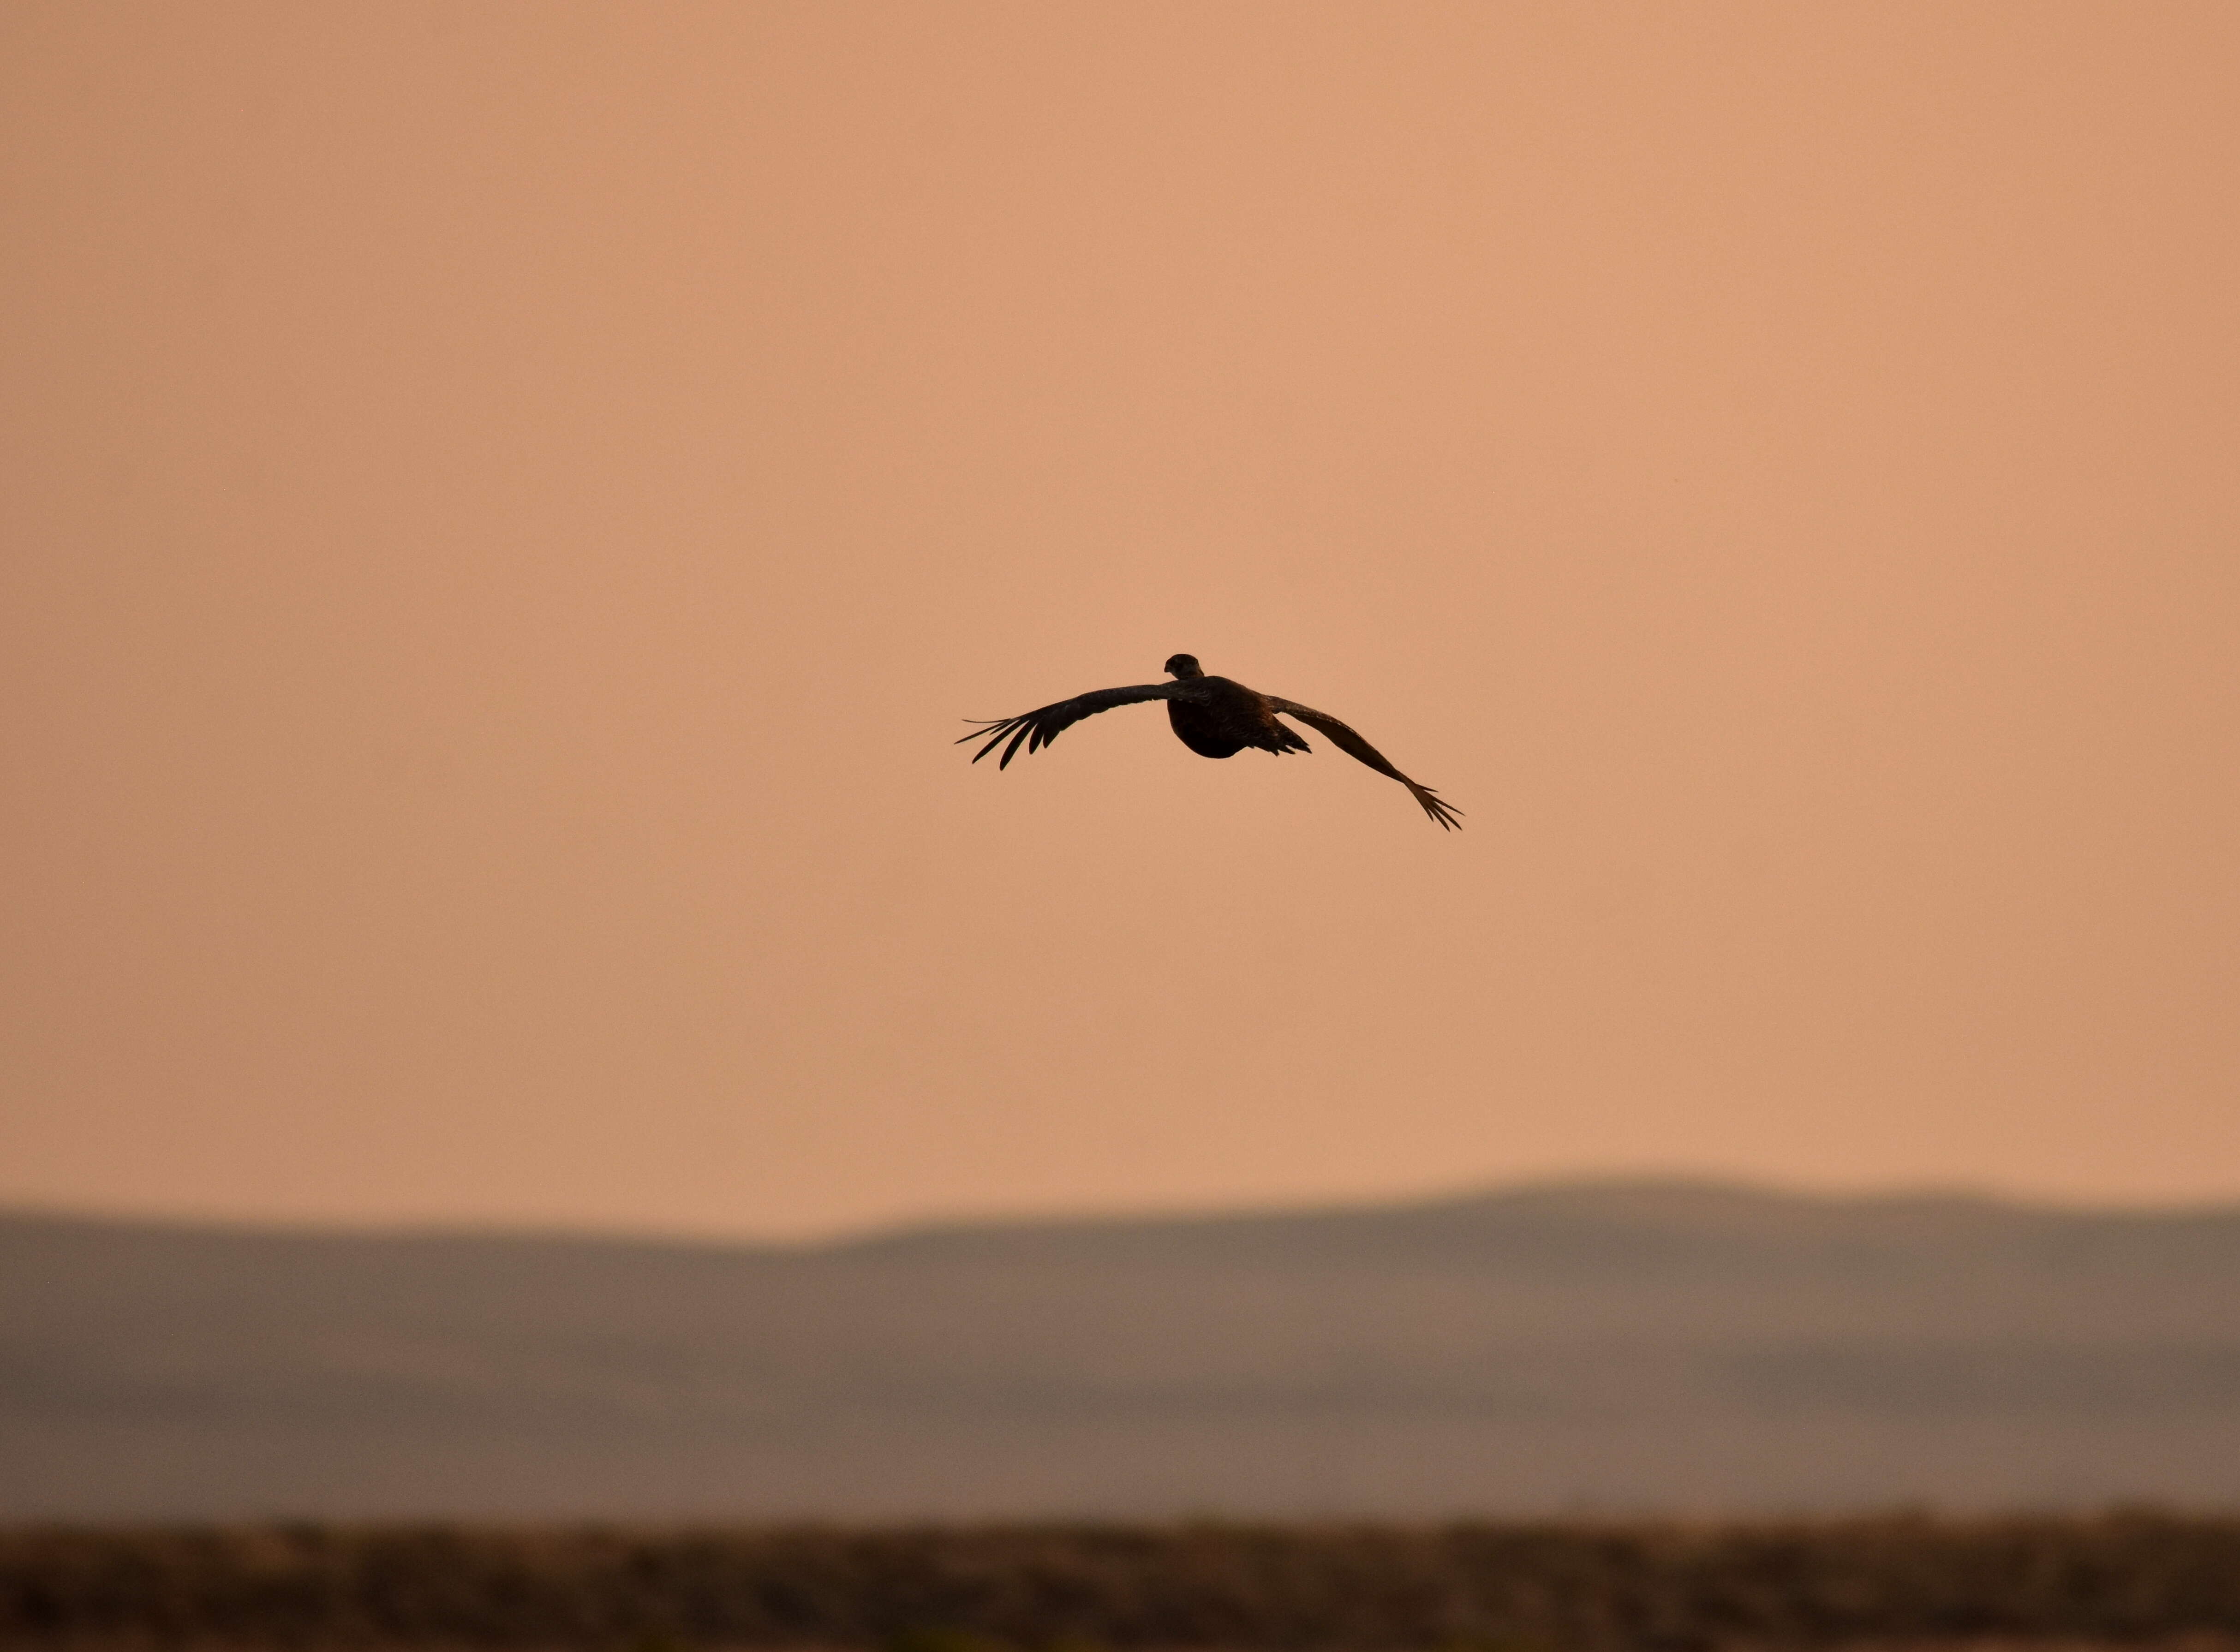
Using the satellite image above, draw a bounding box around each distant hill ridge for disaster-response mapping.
[4,1179,2238,1520]
[839,1176,2240,1257]
[14,1174,2237,1250]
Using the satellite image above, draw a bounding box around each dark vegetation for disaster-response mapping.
[5,1515,2240,1651]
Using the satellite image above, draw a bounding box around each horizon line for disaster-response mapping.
[7,1170,2239,1253]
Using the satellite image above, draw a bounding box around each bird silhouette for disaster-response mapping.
[960,654,1461,829]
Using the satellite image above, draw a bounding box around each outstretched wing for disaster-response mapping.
[1266,698,1463,830]
[958,681,1192,768]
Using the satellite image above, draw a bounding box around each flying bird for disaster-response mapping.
[960,654,1461,829]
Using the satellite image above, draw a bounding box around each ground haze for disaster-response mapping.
[6,1181,2238,1520]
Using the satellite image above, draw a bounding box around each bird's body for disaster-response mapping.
[961,653,1460,829]
[1160,663,1311,760]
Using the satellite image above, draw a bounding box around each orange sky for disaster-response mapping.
[5,4,2236,1239]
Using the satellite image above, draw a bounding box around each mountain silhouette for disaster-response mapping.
[6,1180,2239,1518]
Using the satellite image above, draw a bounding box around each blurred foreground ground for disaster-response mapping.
[4,1517,2238,1651]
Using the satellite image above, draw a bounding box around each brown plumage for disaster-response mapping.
[960,653,1462,830]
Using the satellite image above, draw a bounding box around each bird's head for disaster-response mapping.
[1164,653,1204,679]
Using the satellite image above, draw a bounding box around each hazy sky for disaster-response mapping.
[5,4,2236,1239]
